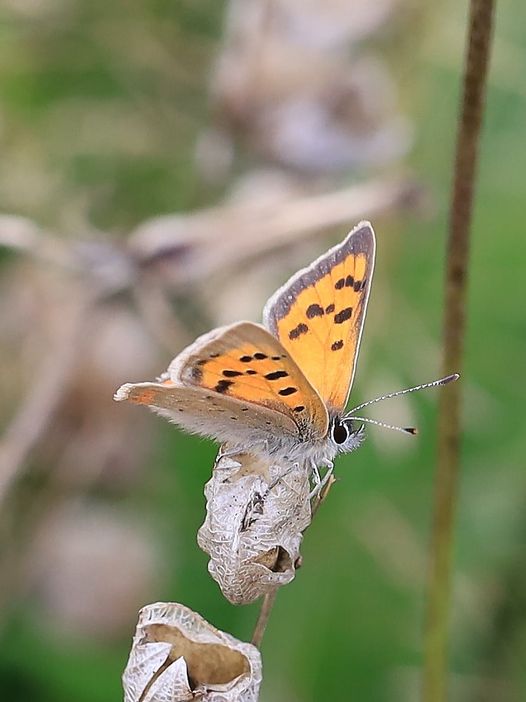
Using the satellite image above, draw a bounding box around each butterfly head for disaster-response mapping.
[329,415,366,455]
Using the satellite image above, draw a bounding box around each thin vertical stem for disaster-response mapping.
[250,479,332,648]
[251,589,278,648]
[423,2,496,701]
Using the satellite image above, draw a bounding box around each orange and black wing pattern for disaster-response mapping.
[169,321,329,439]
[263,221,376,414]
[115,322,330,443]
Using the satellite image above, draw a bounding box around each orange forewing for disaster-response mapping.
[170,321,329,439]
[263,222,375,413]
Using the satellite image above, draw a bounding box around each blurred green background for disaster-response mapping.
[0,1,524,701]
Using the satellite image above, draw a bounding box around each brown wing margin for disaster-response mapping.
[263,221,376,413]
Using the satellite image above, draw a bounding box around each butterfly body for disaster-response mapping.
[115,222,376,472]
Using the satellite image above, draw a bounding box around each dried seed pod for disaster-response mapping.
[197,451,312,605]
[123,602,262,702]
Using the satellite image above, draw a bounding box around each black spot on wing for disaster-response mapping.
[264,370,289,380]
[325,303,335,314]
[293,405,305,412]
[331,340,344,351]
[240,355,252,362]
[265,223,374,329]
[223,370,243,377]
[306,303,324,318]
[334,307,353,324]
[245,369,257,375]
[334,278,345,290]
[345,275,354,287]
[215,379,233,394]
[253,352,268,360]
[278,387,297,396]
[289,323,308,340]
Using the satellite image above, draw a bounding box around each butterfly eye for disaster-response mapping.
[331,420,349,445]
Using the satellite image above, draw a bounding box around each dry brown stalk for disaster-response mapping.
[423,2,496,700]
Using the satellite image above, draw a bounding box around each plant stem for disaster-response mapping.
[251,589,278,648]
[250,478,332,647]
[423,1,495,700]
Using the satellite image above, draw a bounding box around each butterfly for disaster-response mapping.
[114,221,457,483]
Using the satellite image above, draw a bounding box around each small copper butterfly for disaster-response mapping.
[115,221,458,482]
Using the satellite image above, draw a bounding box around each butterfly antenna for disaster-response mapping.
[346,373,460,415]
[351,416,418,436]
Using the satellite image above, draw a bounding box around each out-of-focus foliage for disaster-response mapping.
[0,1,525,701]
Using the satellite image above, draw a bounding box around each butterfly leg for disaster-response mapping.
[216,444,244,463]
[309,460,322,499]
[319,460,335,493]
[308,460,334,500]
